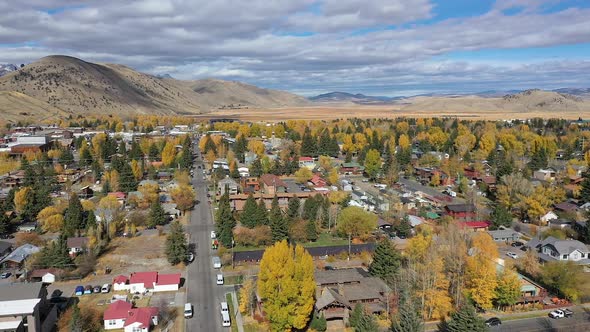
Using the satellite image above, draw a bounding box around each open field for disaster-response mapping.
[190,104,590,121]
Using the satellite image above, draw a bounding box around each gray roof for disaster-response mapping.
[315,287,350,310]
[315,268,364,286]
[0,244,40,264]
[218,177,238,186]
[0,283,43,301]
[487,229,521,239]
[541,237,589,255]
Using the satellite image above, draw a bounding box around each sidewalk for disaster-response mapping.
[230,290,244,332]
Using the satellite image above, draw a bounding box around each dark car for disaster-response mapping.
[93,285,102,293]
[51,289,63,298]
[485,317,502,326]
[511,242,523,247]
[0,272,12,279]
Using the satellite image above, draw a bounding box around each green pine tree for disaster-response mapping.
[490,205,512,230]
[580,170,590,203]
[63,193,84,237]
[287,195,300,221]
[306,219,318,242]
[166,220,188,265]
[255,199,268,226]
[250,158,263,177]
[391,291,424,332]
[149,200,167,227]
[355,311,378,332]
[309,312,327,331]
[269,195,288,242]
[369,238,401,280]
[118,161,138,193]
[69,302,83,332]
[216,191,236,247]
[438,303,488,332]
[349,303,364,328]
[240,194,258,228]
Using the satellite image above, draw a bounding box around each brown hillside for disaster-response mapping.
[0,55,307,119]
[0,91,72,123]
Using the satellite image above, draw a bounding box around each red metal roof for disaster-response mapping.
[124,307,158,328]
[299,157,314,162]
[103,300,133,320]
[156,273,181,286]
[113,275,129,284]
[129,271,158,288]
[459,221,491,229]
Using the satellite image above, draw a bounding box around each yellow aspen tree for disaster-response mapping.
[257,240,315,331]
[130,159,142,180]
[14,187,31,213]
[161,140,177,167]
[465,233,498,310]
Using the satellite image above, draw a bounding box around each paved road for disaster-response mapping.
[493,312,590,332]
[185,144,226,332]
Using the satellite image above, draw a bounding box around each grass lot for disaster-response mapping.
[233,232,349,252]
[224,275,244,285]
[226,293,238,332]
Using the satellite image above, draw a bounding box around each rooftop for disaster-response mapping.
[0,283,43,301]
[0,244,40,264]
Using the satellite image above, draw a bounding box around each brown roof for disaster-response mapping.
[259,174,287,188]
[67,236,88,248]
[30,268,60,278]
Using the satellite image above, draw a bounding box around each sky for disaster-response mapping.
[1,0,590,97]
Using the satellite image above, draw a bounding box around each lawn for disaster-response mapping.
[226,293,238,332]
[224,275,244,285]
[233,232,349,252]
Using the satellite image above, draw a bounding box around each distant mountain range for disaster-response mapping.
[309,91,403,104]
[309,88,590,104]
[0,64,18,77]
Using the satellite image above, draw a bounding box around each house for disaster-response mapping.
[459,221,491,232]
[162,203,180,218]
[218,176,239,195]
[259,174,287,195]
[157,171,172,181]
[445,204,477,221]
[78,186,94,199]
[310,174,327,187]
[553,202,579,214]
[0,244,40,269]
[67,236,89,256]
[407,215,425,228]
[95,207,115,223]
[0,283,51,332]
[540,211,558,224]
[314,268,390,329]
[548,219,573,229]
[488,229,521,242]
[103,300,159,332]
[340,162,365,175]
[240,177,260,193]
[496,263,547,302]
[17,222,37,233]
[536,237,590,265]
[237,167,250,177]
[113,275,130,291]
[299,157,316,170]
[114,272,181,293]
[29,269,58,283]
[533,169,556,182]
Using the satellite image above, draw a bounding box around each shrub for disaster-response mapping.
[234,225,272,246]
[289,219,308,242]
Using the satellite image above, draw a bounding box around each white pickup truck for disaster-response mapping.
[548,308,573,319]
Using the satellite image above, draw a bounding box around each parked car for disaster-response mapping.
[216,274,224,285]
[210,231,216,239]
[184,303,193,318]
[0,272,11,279]
[75,286,84,296]
[485,317,502,326]
[187,252,195,263]
[101,284,111,293]
[549,309,573,319]
[511,242,523,247]
[84,285,93,294]
[93,286,101,293]
[51,289,63,298]
[506,252,518,259]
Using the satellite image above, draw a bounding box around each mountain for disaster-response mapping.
[309,91,396,104]
[552,88,590,99]
[400,89,590,114]
[0,55,308,120]
[0,91,72,122]
[0,64,18,77]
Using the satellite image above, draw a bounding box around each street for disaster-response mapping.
[493,311,590,332]
[185,144,228,332]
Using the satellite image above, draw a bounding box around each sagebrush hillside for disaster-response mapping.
[0,55,308,120]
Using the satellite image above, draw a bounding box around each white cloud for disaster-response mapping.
[0,0,588,95]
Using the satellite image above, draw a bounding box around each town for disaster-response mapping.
[0,116,589,331]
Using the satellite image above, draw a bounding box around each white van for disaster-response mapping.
[212,256,221,269]
[100,284,111,293]
[184,303,193,318]
[220,301,229,313]
[216,274,224,285]
[221,311,231,327]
